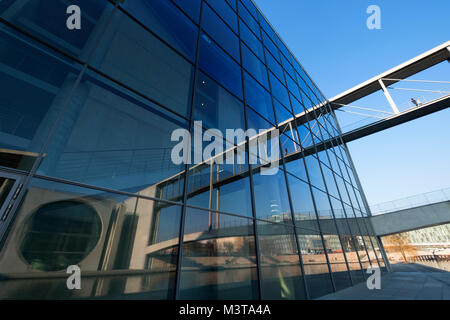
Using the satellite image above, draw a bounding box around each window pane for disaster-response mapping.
[91,10,194,117]
[296,228,334,299]
[305,155,326,191]
[242,44,269,89]
[257,222,306,299]
[274,100,293,125]
[244,72,275,124]
[187,162,253,218]
[262,31,279,62]
[38,70,188,201]
[122,0,198,61]
[206,0,238,32]
[265,48,285,85]
[0,0,114,59]
[286,174,319,230]
[252,168,291,221]
[194,71,245,132]
[269,72,290,109]
[172,0,201,22]
[202,4,240,61]
[199,33,243,99]
[237,2,260,39]
[239,20,264,61]
[0,178,180,299]
[0,25,82,171]
[323,232,352,291]
[179,208,258,300]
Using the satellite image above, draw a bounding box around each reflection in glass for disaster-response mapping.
[257,222,305,299]
[0,178,181,299]
[0,24,81,170]
[179,208,258,300]
[296,228,334,299]
[38,70,188,200]
[322,233,351,291]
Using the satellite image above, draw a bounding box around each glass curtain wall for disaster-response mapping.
[0,0,385,299]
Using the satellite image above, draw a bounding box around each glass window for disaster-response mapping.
[287,174,319,230]
[246,106,273,134]
[240,0,259,20]
[0,25,82,171]
[312,187,332,218]
[281,53,295,80]
[206,0,238,32]
[305,155,326,191]
[244,72,275,124]
[202,4,240,61]
[277,38,292,64]
[322,232,352,291]
[284,158,308,183]
[290,94,305,115]
[187,162,253,218]
[239,19,264,61]
[242,44,269,89]
[269,72,290,109]
[322,165,339,199]
[0,178,180,299]
[262,31,280,62]
[285,73,300,100]
[274,99,293,125]
[265,49,285,85]
[257,222,306,300]
[280,133,298,157]
[296,228,334,299]
[259,13,277,44]
[194,71,245,132]
[90,10,194,118]
[237,2,260,39]
[199,33,243,99]
[252,168,291,221]
[0,0,114,60]
[226,0,237,10]
[37,69,188,201]
[172,0,201,22]
[122,0,198,62]
[179,208,258,300]
[340,228,365,284]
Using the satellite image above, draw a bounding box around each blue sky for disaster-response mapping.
[254,0,450,205]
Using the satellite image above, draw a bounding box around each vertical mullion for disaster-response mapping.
[174,0,205,300]
[237,2,263,300]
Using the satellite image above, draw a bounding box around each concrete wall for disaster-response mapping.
[370,201,450,236]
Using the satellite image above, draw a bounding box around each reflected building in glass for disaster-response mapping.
[0,0,387,299]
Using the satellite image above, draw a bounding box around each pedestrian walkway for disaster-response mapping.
[319,263,450,300]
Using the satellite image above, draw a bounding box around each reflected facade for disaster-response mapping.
[0,0,387,299]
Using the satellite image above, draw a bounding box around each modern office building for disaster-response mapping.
[0,0,387,299]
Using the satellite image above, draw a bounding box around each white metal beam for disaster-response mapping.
[378,79,400,114]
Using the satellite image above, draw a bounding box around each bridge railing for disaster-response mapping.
[370,187,450,215]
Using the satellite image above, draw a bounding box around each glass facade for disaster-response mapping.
[0,0,386,299]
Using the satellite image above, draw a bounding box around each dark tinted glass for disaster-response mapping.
[202,4,240,61]
[242,44,269,89]
[206,0,238,32]
[244,72,275,124]
[122,0,198,61]
[199,33,243,99]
